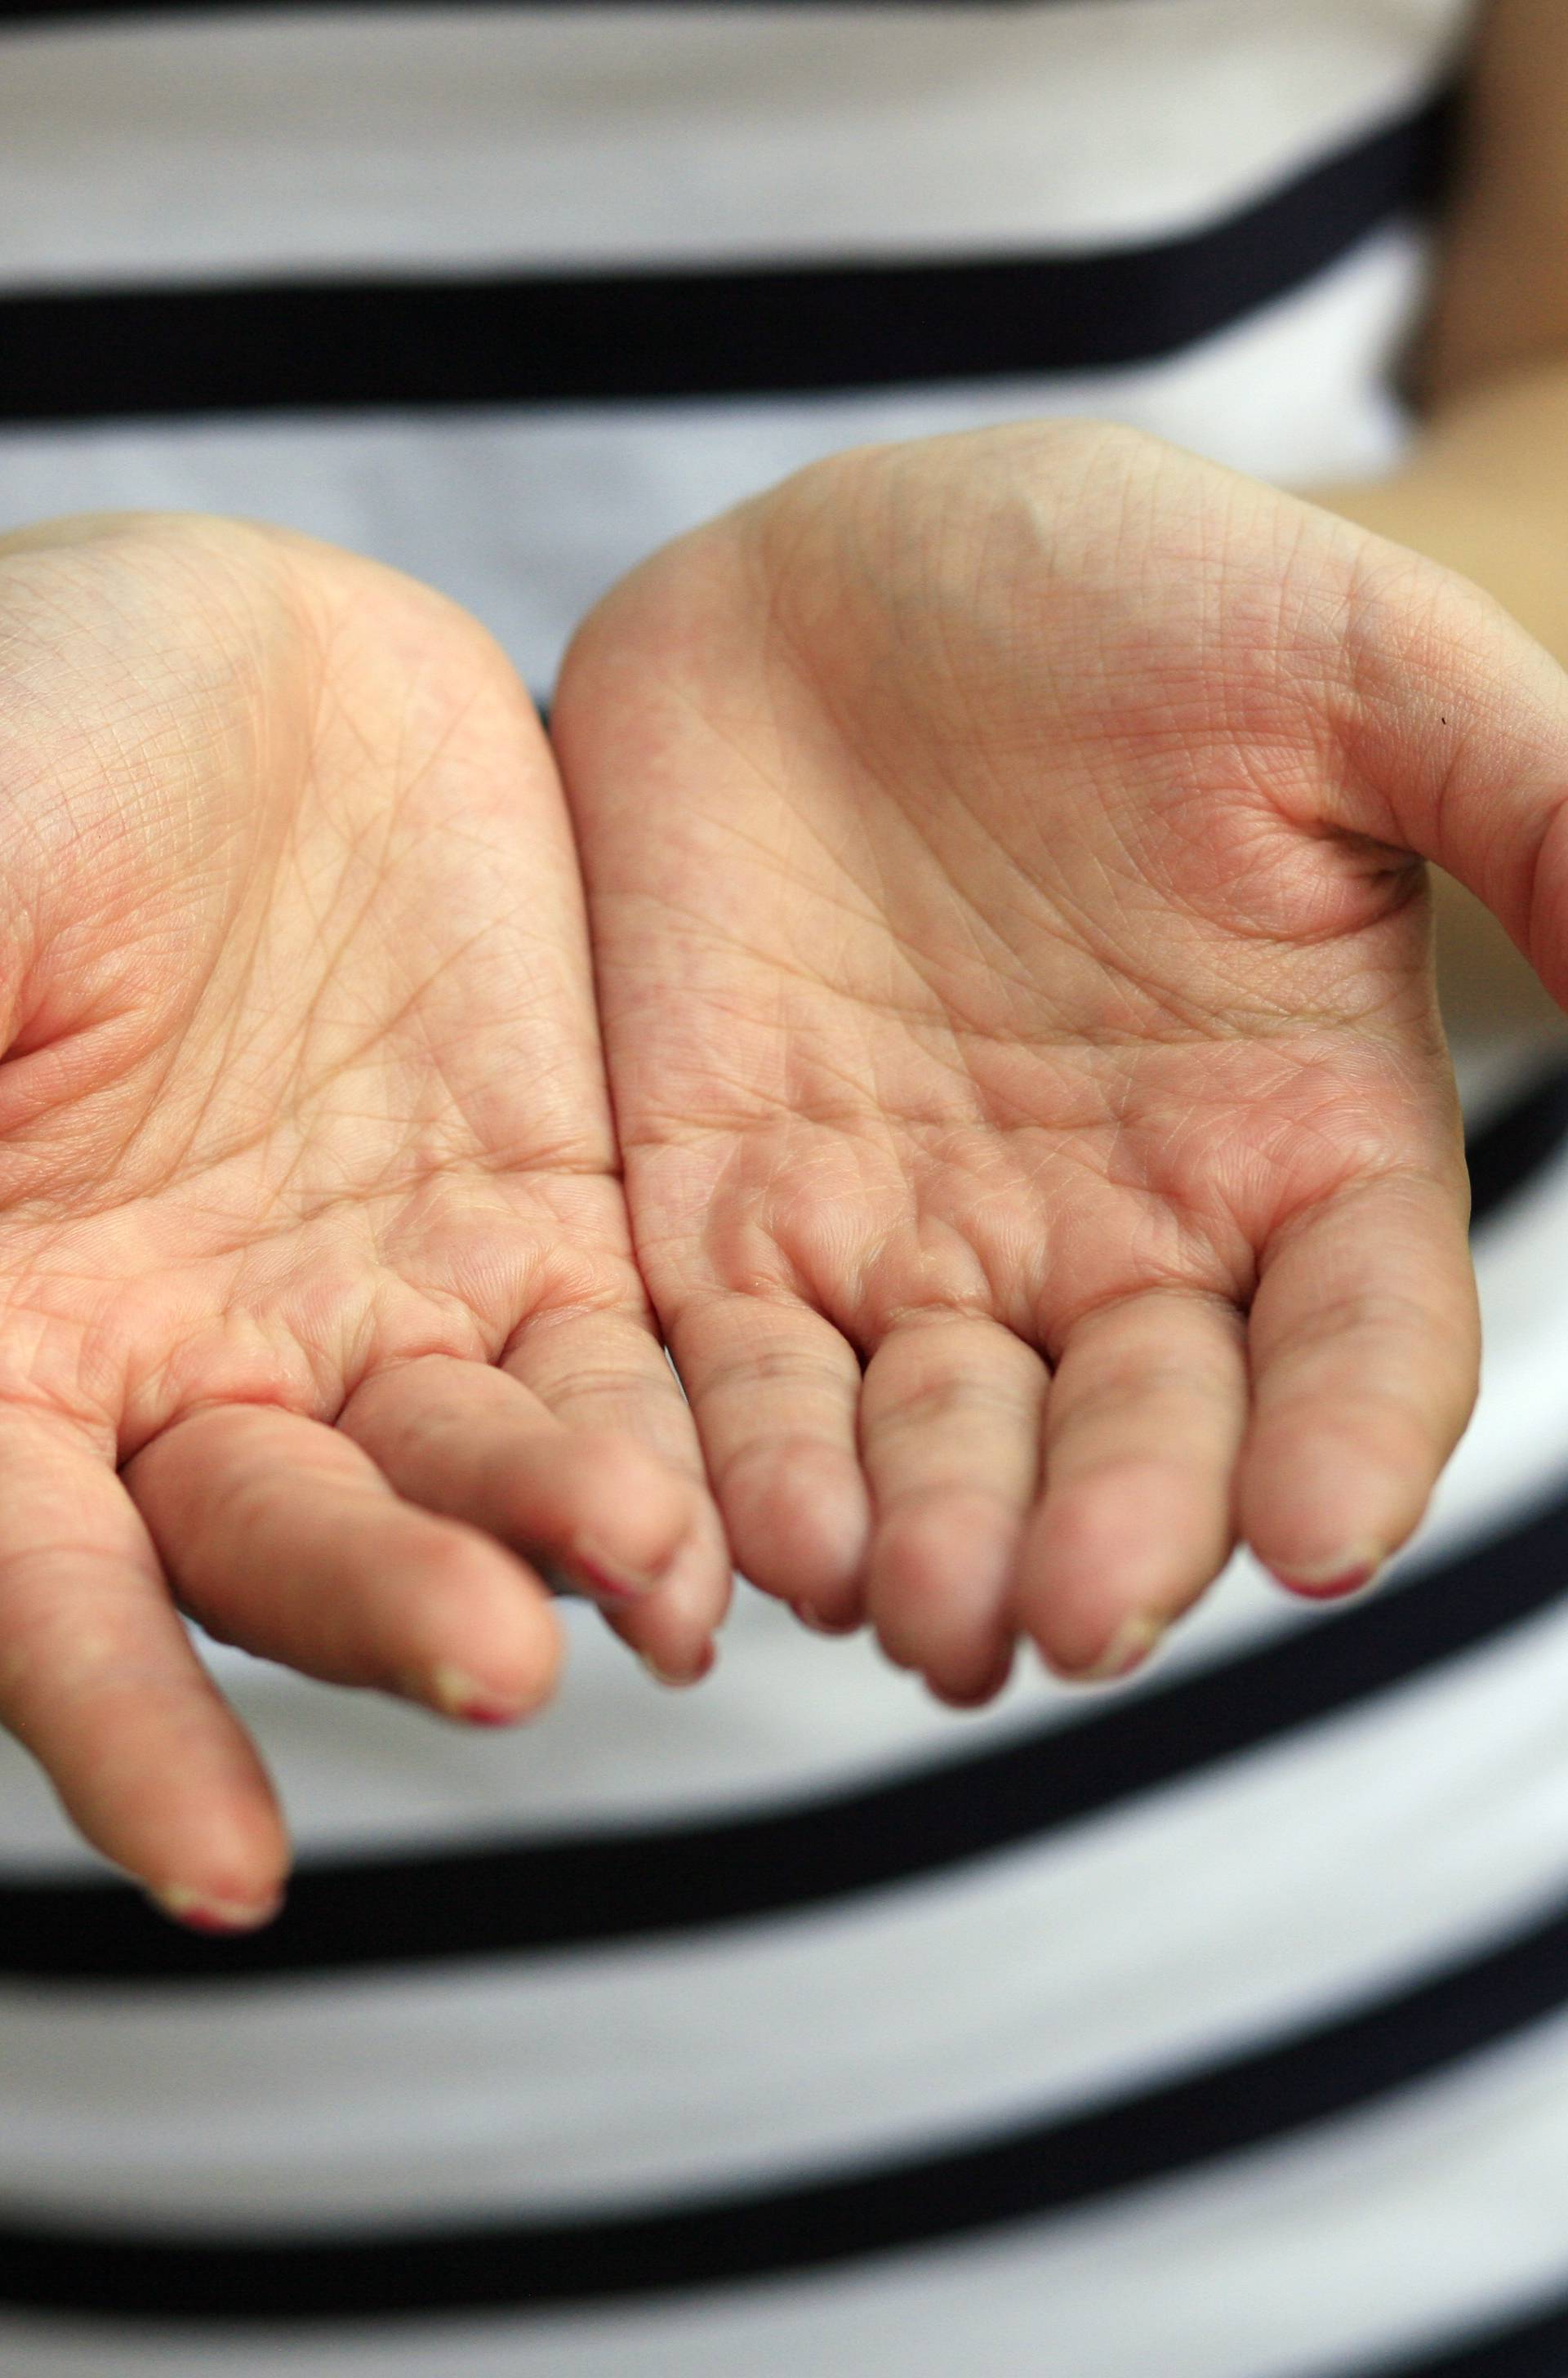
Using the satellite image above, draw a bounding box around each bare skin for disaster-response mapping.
[553,419,1568,1703]
[0,513,728,1924]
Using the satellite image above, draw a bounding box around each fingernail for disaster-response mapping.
[570,1541,665,1601]
[428,1664,530,1726]
[150,1885,284,1935]
[793,1600,860,1637]
[1059,1614,1165,1685]
[1267,1545,1386,1601]
[933,1646,1016,1709]
[642,1639,718,1690]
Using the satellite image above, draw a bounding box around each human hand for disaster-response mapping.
[0,514,727,1923]
[552,421,1568,1703]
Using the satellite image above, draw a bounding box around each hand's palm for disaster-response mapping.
[555,423,1568,1699]
[0,515,724,1917]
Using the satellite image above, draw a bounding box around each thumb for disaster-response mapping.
[1322,536,1568,1004]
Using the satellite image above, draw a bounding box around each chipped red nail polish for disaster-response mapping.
[573,1562,649,1604]
[1268,1559,1383,1601]
[427,1666,528,1726]
[571,1541,662,1601]
[1057,1614,1165,1686]
[151,1886,283,1935]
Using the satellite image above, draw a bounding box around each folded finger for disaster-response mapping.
[341,1352,696,1599]
[127,1404,563,1723]
[501,1309,733,1677]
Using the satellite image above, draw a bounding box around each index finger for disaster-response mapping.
[0,1409,287,1926]
[1237,1167,1479,1595]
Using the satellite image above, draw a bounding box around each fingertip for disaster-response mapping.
[1040,1613,1166,1686]
[1013,1480,1163,1677]
[149,1881,288,1935]
[1236,1431,1419,1606]
[791,1599,863,1637]
[138,1782,293,1935]
[58,1694,295,1931]
[425,1654,562,1726]
[1013,1445,1237,1682]
[1241,1173,1477,1614]
[599,1506,733,1674]
[927,1639,1017,1711]
[723,1438,871,1623]
[555,1428,704,1594]
[866,1491,1018,1703]
[403,1526,567,1717]
[641,1637,719,1690]
[1257,1543,1388,1601]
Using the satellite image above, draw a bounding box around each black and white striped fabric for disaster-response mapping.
[1,0,1471,690]
[11,2,1568,2371]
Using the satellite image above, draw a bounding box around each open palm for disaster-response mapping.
[0,514,725,1922]
[555,422,1568,1704]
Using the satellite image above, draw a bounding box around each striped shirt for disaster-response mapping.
[9,2,1568,2371]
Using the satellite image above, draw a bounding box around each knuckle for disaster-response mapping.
[1258,1285,1445,1369]
[866,1372,1031,1445]
[702,1343,850,1401]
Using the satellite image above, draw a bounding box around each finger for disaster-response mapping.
[0,1409,287,1925]
[668,1291,870,1627]
[127,1405,563,1723]
[1015,1289,1249,1681]
[1238,1167,1478,1596]
[859,1316,1045,1703]
[501,1310,734,1679]
[1313,553,1568,997]
[341,1352,698,1599]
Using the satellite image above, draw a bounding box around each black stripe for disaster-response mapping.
[3,1062,1564,1988]
[5,1875,1568,2318]
[1306,2285,1568,2378]
[1465,1061,1568,1230]
[0,95,1452,425]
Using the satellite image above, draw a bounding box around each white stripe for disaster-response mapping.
[0,0,1471,288]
